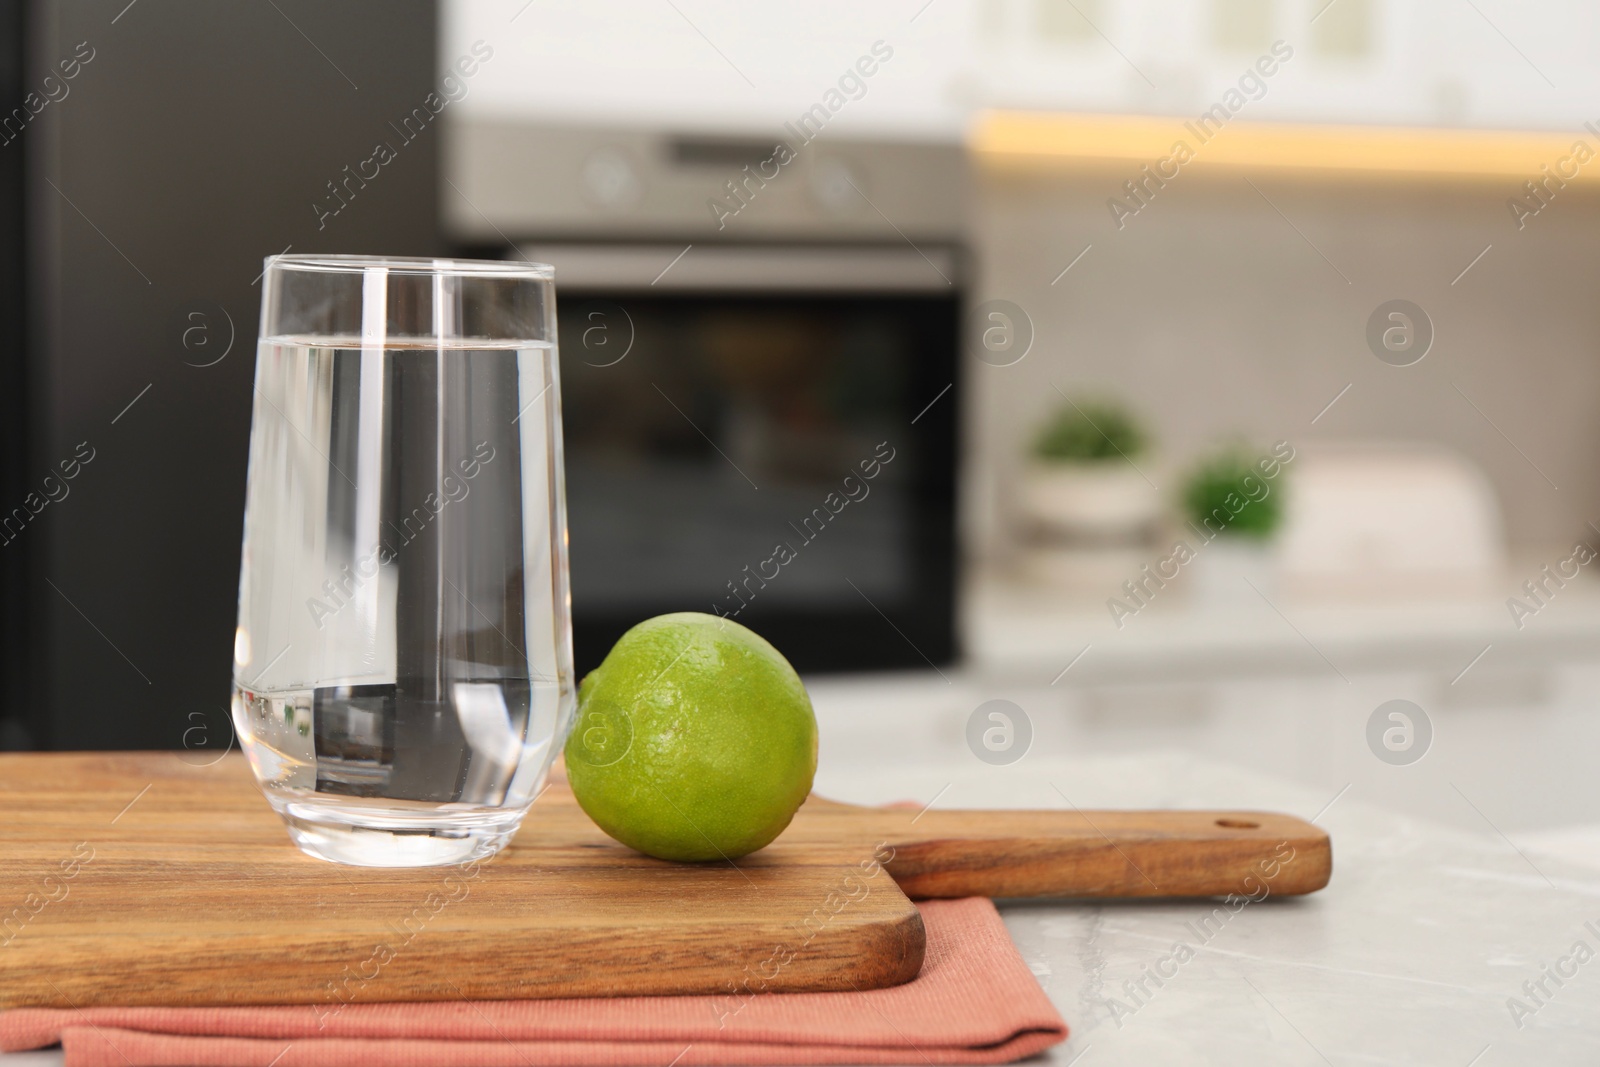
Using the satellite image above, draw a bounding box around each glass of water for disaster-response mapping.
[233,255,573,867]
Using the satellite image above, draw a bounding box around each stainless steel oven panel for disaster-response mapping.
[514,242,959,292]
[446,120,966,242]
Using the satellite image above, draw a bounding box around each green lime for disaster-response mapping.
[564,612,818,862]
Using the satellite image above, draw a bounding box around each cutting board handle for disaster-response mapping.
[859,807,1330,900]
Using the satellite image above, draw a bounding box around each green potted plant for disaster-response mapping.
[1022,399,1160,541]
[1180,444,1288,603]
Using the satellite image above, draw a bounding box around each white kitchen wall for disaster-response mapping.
[439,0,968,140]
[967,169,1600,560]
[445,0,1600,134]
[974,0,1600,129]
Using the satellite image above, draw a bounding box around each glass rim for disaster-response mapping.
[265,253,554,279]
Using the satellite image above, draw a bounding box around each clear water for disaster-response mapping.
[232,337,574,861]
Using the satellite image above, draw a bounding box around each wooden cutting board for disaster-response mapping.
[0,753,1330,1009]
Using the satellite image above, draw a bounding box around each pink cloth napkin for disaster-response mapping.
[0,898,1066,1067]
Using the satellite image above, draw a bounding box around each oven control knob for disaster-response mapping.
[582,148,643,210]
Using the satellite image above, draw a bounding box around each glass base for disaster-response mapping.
[272,796,525,868]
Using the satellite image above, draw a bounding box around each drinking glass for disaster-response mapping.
[232,254,573,867]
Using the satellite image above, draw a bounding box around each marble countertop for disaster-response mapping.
[814,753,1600,1066]
[5,752,1597,1066]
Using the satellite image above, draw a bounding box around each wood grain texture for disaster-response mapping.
[806,802,1330,900]
[0,753,1329,1009]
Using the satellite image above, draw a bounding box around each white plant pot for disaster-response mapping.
[1021,462,1162,541]
[1188,537,1275,606]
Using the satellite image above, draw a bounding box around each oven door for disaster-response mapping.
[523,243,961,677]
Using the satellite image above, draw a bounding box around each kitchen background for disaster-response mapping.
[5,0,1600,847]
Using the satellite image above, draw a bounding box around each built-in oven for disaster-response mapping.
[448,121,968,675]
[525,242,960,676]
